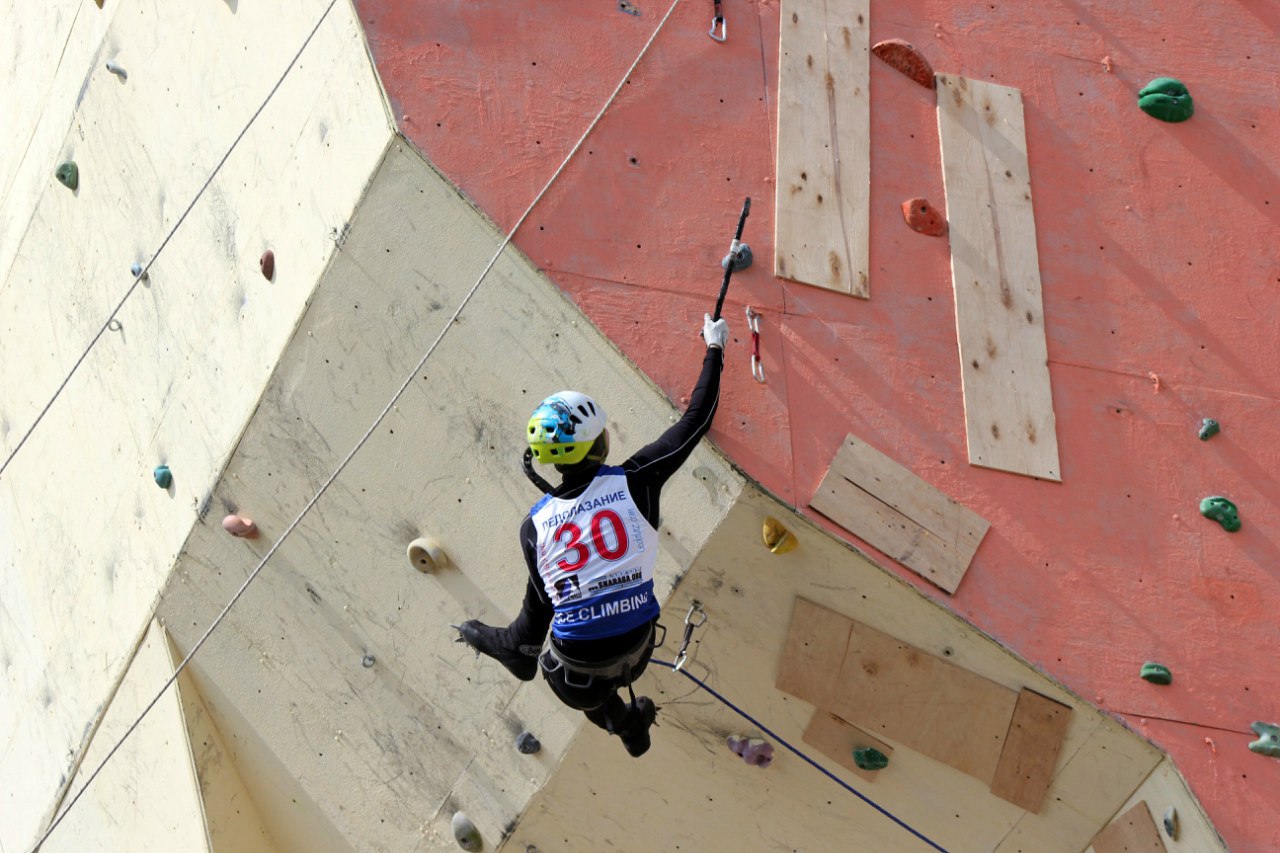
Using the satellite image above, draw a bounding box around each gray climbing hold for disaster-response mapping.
[361,654,376,668]
[105,59,127,80]
[1198,418,1220,440]
[1162,806,1179,840]
[130,262,148,282]
[515,731,541,754]
[721,243,753,272]
[451,812,482,851]
[153,465,172,489]
[55,162,79,191]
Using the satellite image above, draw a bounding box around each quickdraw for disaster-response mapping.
[673,600,707,672]
[746,306,765,383]
[709,0,727,41]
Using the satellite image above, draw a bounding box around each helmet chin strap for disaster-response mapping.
[522,448,555,495]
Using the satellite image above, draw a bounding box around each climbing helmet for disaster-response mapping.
[527,391,606,465]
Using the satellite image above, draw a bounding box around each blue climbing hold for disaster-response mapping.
[153,465,172,489]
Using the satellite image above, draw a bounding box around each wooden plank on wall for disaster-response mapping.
[775,0,870,298]
[810,434,991,593]
[775,597,853,711]
[989,688,1073,813]
[778,598,1018,783]
[936,74,1061,481]
[803,710,895,783]
[1092,802,1168,853]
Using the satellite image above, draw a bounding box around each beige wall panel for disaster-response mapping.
[40,621,210,853]
[0,1,391,847]
[157,142,742,852]
[774,0,871,297]
[936,74,1060,481]
[1083,760,1227,853]
[523,486,1167,853]
[177,657,282,853]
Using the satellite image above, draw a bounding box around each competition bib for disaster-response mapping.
[531,467,660,640]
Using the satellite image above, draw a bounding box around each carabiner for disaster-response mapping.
[709,1,726,42]
[746,306,765,384]
[673,600,707,672]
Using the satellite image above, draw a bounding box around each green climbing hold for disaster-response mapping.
[153,465,172,489]
[1139,78,1194,123]
[1199,496,1240,532]
[853,747,889,771]
[1198,418,1220,440]
[1140,662,1172,685]
[1248,721,1280,758]
[55,161,79,191]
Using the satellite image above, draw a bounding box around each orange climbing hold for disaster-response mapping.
[901,198,947,237]
[872,39,935,89]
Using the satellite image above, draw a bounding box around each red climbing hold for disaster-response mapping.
[872,39,935,89]
[901,198,947,237]
[223,514,259,538]
[260,250,275,281]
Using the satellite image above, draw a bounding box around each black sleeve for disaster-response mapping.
[510,515,553,644]
[622,347,723,525]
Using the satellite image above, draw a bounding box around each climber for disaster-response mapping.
[455,312,728,757]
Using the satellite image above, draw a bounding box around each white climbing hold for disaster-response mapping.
[408,537,448,572]
[451,812,482,852]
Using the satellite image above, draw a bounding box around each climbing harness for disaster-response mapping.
[708,0,727,41]
[746,306,765,383]
[653,659,952,853]
[542,622,661,687]
[672,600,707,672]
[712,197,752,322]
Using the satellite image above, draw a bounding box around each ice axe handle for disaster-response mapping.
[712,197,751,321]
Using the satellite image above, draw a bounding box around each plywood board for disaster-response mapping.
[775,0,871,297]
[989,688,1073,812]
[1093,802,1168,853]
[936,74,1061,481]
[993,715,1163,853]
[804,710,895,783]
[779,598,1019,782]
[775,597,854,710]
[810,434,990,593]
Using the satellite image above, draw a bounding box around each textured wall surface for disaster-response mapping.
[156,142,742,852]
[0,0,390,848]
[359,1,1280,849]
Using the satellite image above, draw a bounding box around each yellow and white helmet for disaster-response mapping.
[526,391,607,465]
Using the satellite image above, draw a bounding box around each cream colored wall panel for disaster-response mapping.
[1096,760,1228,853]
[522,486,1170,853]
[0,2,392,848]
[157,142,743,852]
[0,0,117,283]
[40,621,210,853]
[177,659,282,853]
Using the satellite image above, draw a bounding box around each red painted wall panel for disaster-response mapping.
[358,1,1280,848]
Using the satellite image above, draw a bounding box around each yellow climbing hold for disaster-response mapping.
[762,517,797,554]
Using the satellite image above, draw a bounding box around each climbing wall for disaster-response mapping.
[155,142,742,851]
[358,2,1280,849]
[0,1,391,849]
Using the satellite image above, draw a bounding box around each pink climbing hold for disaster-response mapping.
[871,39,935,89]
[260,250,275,281]
[222,514,259,538]
[726,735,774,768]
[902,198,947,237]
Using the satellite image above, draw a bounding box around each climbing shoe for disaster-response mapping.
[617,696,659,758]
[454,620,540,682]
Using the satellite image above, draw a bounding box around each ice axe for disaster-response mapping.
[712,197,752,322]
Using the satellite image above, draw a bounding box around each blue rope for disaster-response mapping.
[652,659,952,853]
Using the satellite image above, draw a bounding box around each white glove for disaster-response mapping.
[703,313,729,350]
